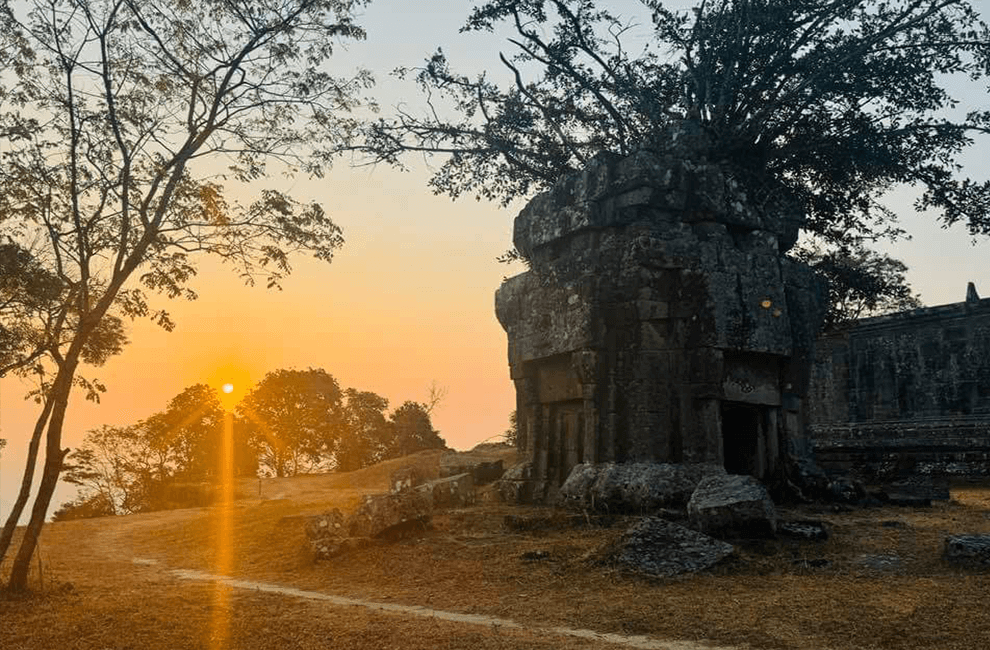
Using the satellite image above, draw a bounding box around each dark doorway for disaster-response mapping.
[721,402,761,476]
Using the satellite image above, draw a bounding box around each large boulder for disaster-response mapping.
[559,462,726,513]
[347,489,433,538]
[687,474,777,538]
[607,517,735,577]
[944,535,990,566]
[496,462,535,504]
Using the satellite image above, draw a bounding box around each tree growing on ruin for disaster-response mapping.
[364,0,990,299]
[0,0,370,591]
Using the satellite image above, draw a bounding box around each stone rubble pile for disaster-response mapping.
[306,466,480,561]
[559,462,725,512]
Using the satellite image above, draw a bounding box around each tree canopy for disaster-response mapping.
[0,0,372,590]
[239,368,346,477]
[365,0,990,255]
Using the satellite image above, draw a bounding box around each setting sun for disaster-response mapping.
[222,383,234,394]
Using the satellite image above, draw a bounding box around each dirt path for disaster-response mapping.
[128,557,740,650]
[44,506,744,650]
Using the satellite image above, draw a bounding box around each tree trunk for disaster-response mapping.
[0,396,55,566]
[6,360,76,592]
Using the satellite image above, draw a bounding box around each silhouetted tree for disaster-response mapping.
[364,0,990,309]
[144,384,256,481]
[385,401,446,458]
[0,0,370,591]
[239,369,346,477]
[794,245,924,329]
[336,388,390,471]
[503,410,519,446]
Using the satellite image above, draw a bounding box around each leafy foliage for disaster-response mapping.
[794,245,924,329]
[238,368,346,477]
[385,401,447,458]
[0,0,372,588]
[336,388,391,472]
[365,0,990,266]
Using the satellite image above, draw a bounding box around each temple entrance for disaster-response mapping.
[721,402,763,477]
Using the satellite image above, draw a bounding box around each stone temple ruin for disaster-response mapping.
[496,124,826,502]
[809,284,990,479]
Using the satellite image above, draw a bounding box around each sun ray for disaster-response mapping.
[210,396,236,649]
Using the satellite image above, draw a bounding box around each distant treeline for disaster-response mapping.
[54,368,445,520]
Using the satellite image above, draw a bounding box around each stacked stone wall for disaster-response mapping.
[809,296,990,478]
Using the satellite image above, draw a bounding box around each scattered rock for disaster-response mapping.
[944,535,990,566]
[607,517,735,578]
[496,462,534,504]
[519,550,551,562]
[417,472,475,508]
[855,553,902,571]
[347,490,433,539]
[879,477,949,506]
[687,474,777,538]
[389,466,425,494]
[792,557,831,569]
[559,462,726,513]
[827,476,866,504]
[778,520,829,541]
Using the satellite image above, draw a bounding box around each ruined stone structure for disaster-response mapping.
[495,125,826,501]
[809,286,990,478]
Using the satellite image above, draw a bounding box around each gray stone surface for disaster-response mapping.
[389,465,425,494]
[608,517,735,577]
[778,520,829,541]
[347,490,433,539]
[495,124,827,502]
[559,462,725,512]
[497,462,535,504]
[944,534,990,566]
[809,292,990,482]
[687,474,777,537]
[417,472,475,508]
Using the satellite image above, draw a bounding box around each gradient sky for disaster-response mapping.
[1,0,988,517]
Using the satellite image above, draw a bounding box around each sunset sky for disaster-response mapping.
[1,0,988,517]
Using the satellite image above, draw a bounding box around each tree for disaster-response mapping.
[503,410,519,446]
[364,0,990,301]
[793,245,924,329]
[384,401,446,459]
[239,368,345,477]
[57,384,256,518]
[0,0,370,591]
[144,384,256,481]
[336,388,390,471]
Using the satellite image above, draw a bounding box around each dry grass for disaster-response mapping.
[4,453,990,650]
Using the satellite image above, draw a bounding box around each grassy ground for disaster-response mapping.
[3,449,990,650]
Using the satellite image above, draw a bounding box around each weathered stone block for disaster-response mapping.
[944,534,990,566]
[559,462,726,512]
[687,474,777,537]
[418,472,475,508]
[607,517,735,577]
[389,466,425,494]
[346,490,432,539]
